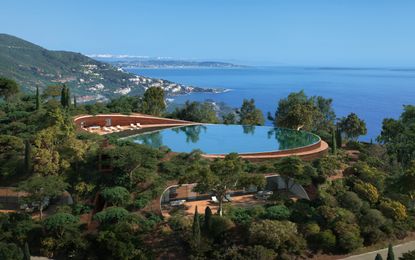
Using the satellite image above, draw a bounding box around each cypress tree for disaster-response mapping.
[336,126,342,148]
[73,95,77,108]
[204,206,212,234]
[66,87,71,107]
[192,206,201,245]
[331,127,337,155]
[387,243,395,260]
[35,85,41,110]
[60,85,67,107]
[23,242,30,260]
[24,139,32,174]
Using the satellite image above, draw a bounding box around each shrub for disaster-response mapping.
[379,199,408,221]
[249,220,305,256]
[209,216,235,239]
[263,205,291,220]
[353,181,379,204]
[93,207,129,225]
[310,230,336,253]
[334,222,363,253]
[338,191,363,213]
[101,186,131,207]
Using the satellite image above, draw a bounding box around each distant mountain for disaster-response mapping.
[91,55,244,69]
[0,34,223,103]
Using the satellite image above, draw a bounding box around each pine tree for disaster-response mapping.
[387,243,395,260]
[204,206,212,234]
[35,85,41,110]
[332,127,337,155]
[24,139,32,174]
[23,242,30,260]
[192,206,201,245]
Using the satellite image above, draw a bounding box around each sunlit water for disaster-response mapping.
[126,124,319,154]
[129,67,415,141]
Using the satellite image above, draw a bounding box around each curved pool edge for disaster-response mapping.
[201,139,329,161]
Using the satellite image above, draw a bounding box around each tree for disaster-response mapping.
[17,175,68,220]
[43,213,79,239]
[192,206,201,247]
[0,135,24,178]
[338,113,367,141]
[23,242,30,260]
[73,96,77,108]
[263,205,291,220]
[271,90,335,131]
[204,206,212,233]
[0,77,19,100]
[396,161,415,208]
[239,99,264,125]
[222,112,236,124]
[0,242,23,260]
[36,85,41,110]
[387,243,395,260]
[93,207,130,225]
[331,127,337,154]
[275,156,312,190]
[60,85,67,108]
[140,87,165,116]
[24,139,32,174]
[185,153,265,216]
[248,220,305,256]
[170,101,218,123]
[336,126,343,147]
[101,186,131,207]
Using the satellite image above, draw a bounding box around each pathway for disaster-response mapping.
[342,241,415,260]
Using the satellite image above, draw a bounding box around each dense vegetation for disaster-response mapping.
[0,78,414,259]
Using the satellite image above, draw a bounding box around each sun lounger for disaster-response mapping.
[110,126,120,132]
[136,123,142,128]
[103,127,112,132]
[225,194,233,202]
[211,196,219,203]
[130,123,138,129]
[116,125,122,130]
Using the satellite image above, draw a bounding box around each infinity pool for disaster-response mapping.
[126,124,320,155]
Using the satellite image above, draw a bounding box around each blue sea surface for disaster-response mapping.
[128,67,415,141]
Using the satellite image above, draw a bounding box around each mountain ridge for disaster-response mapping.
[0,34,222,103]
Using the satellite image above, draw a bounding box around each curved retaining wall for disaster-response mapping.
[202,140,329,161]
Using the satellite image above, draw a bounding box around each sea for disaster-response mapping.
[128,66,415,141]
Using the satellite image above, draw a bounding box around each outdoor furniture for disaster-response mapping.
[225,194,233,202]
[136,123,142,128]
[116,125,122,130]
[130,123,138,129]
[103,127,112,132]
[170,199,186,206]
[211,196,219,203]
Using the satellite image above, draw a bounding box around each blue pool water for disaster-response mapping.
[129,67,415,141]
[126,124,320,154]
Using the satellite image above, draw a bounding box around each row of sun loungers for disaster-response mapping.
[85,123,142,133]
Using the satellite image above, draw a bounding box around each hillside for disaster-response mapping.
[0,34,222,103]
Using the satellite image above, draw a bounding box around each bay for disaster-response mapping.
[128,66,415,141]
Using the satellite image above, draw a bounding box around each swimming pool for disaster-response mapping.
[125,124,320,155]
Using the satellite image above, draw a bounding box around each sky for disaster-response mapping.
[2,0,415,66]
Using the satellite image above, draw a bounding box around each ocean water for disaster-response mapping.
[128,67,415,141]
